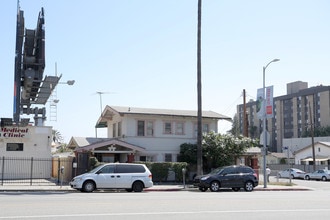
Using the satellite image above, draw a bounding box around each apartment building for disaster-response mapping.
[237,81,330,152]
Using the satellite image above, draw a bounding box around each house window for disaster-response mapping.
[6,143,23,151]
[203,124,209,133]
[165,153,172,162]
[164,122,172,134]
[175,122,184,135]
[113,123,117,137]
[140,156,153,162]
[118,121,122,137]
[137,120,154,136]
[137,120,145,136]
[194,123,210,137]
[146,121,153,136]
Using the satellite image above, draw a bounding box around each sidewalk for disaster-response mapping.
[0,183,312,192]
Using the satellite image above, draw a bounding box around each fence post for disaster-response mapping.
[57,158,60,184]
[30,157,34,186]
[1,156,4,186]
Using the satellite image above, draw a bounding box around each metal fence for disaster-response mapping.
[264,164,330,179]
[0,156,75,186]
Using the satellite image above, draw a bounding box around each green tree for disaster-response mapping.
[302,126,330,137]
[203,132,258,169]
[179,132,259,172]
[178,143,197,164]
[52,129,63,143]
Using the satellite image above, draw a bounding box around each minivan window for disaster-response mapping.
[115,165,145,173]
[98,165,115,174]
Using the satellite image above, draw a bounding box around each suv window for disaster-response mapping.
[222,167,237,175]
[240,167,254,174]
[115,164,146,173]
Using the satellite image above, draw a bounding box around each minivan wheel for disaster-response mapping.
[82,180,96,193]
[210,181,220,192]
[244,181,254,192]
[132,181,144,192]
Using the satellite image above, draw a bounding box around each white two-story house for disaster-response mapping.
[68,106,231,164]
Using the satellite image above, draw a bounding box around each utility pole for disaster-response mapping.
[196,0,203,176]
[309,101,316,171]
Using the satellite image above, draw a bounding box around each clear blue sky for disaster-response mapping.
[1,0,329,142]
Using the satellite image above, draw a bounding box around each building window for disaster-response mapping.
[194,123,210,137]
[113,123,117,137]
[118,121,122,137]
[146,121,153,136]
[164,122,172,134]
[137,120,145,136]
[175,122,184,135]
[203,124,209,133]
[165,153,172,162]
[137,120,154,136]
[140,156,153,162]
[6,143,23,151]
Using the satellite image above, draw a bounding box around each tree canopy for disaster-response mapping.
[179,132,259,171]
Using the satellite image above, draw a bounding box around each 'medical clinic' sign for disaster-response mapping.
[0,127,29,138]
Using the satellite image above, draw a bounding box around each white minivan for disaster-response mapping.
[69,163,153,192]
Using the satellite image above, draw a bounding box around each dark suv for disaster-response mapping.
[193,165,258,192]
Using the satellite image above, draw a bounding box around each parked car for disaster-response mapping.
[304,169,330,181]
[69,163,153,192]
[278,168,306,179]
[193,165,258,192]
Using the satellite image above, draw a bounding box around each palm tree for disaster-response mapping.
[52,129,63,143]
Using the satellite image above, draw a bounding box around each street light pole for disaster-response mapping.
[262,58,279,188]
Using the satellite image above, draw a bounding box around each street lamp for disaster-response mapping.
[262,58,279,188]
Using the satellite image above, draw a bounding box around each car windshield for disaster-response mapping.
[87,165,104,173]
[208,167,224,175]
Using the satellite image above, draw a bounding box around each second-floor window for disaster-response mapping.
[175,122,184,135]
[164,122,172,134]
[113,123,117,137]
[118,121,122,137]
[194,123,210,137]
[137,120,154,136]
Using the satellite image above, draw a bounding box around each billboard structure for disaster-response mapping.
[13,3,61,125]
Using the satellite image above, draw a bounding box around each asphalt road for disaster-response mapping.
[1,188,330,219]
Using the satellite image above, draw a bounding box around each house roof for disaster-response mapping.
[270,152,286,158]
[68,137,146,153]
[295,141,330,154]
[96,105,232,128]
[67,137,110,149]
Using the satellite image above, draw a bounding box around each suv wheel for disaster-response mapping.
[82,180,96,193]
[199,187,207,192]
[210,181,220,192]
[244,181,254,192]
[132,181,144,192]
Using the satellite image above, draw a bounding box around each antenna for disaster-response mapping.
[94,91,115,114]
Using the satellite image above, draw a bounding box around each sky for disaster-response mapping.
[1,0,329,142]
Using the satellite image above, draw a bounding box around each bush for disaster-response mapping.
[139,162,188,183]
